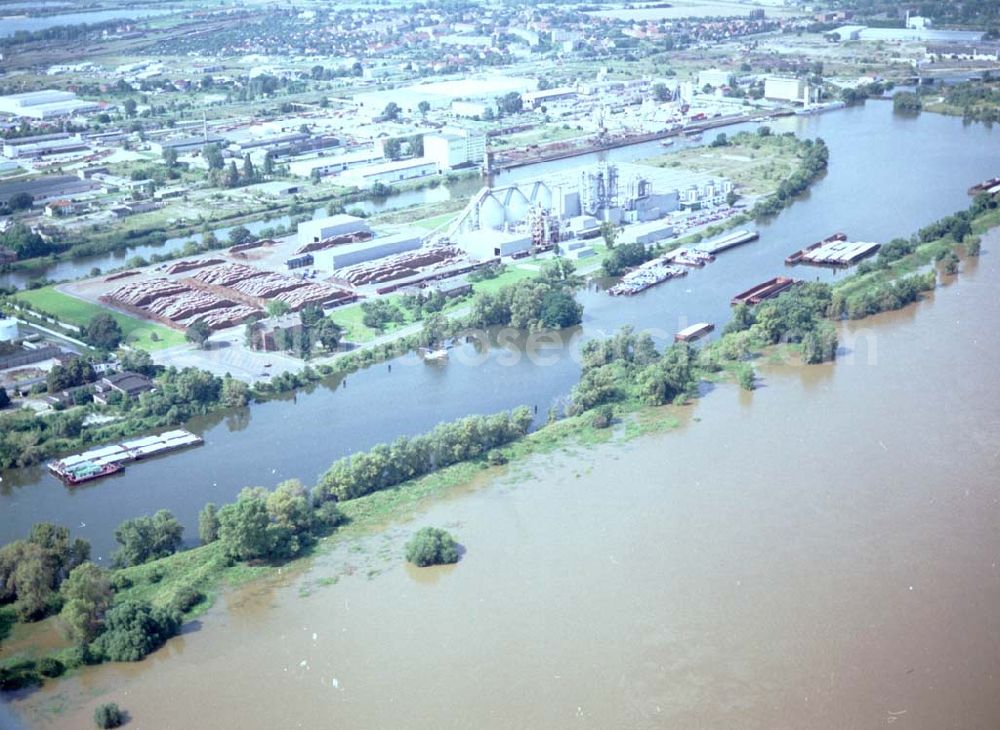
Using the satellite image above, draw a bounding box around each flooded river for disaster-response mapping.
[5,226,999,730]
[1,103,997,558]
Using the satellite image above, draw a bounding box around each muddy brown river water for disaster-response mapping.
[5,230,999,729]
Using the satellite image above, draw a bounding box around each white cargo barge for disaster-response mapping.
[696,229,759,255]
[47,429,203,484]
[800,240,881,267]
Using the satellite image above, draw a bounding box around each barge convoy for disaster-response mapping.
[968,176,1000,196]
[786,232,880,267]
[698,229,759,255]
[675,322,715,342]
[48,429,203,486]
[608,260,687,296]
[786,233,847,264]
[731,277,799,306]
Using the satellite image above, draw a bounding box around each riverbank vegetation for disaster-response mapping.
[922,76,1000,123]
[641,128,815,198]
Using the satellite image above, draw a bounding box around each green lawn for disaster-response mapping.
[469,265,542,294]
[15,286,187,351]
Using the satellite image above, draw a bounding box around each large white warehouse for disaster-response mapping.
[297,214,372,247]
[0,90,100,119]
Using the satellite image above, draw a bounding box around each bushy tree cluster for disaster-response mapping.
[47,357,97,393]
[0,223,55,258]
[0,523,90,621]
[218,479,344,561]
[90,600,181,662]
[84,314,124,351]
[111,510,184,568]
[602,241,655,277]
[59,562,113,643]
[831,271,936,321]
[405,527,459,567]
[570,328,699,412]
[314,408,533,504]
[466,279,582,331]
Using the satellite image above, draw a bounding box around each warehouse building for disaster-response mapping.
[455,229,532,260]
[149,134,226,155]
[297,214,372,248]
[287,148,383,179]
[764,77,813,103]
[2,133,89,159]
[423,129,486,170]
[0,90,100,119]
[0,175,101,206]
[314,230,423,270]
[337,157,440,189]
[698,69,735,89]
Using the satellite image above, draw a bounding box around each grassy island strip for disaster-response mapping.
[1,194,996,690]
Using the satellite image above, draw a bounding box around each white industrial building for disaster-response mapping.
[149,134,226,155]
[521,87,578,109]
[0,90,100,119]
[288,148,384,178]
[317,230,423,270]
[447,162,729,258]
[336,157,440,189]
[423,129,486,170]
[297,214,372,248]
[2,133,88,159]
[0,316,18,342]
[698,69,735,89]
[764,77,812,103]
[455,229,532,260]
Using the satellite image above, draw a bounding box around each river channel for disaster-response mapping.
[0,103,998,560]
[5,203,999,730]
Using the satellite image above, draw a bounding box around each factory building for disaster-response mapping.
[764,77,812,103]
[447,163,729,258]
[149,134,226,155]
[287,148,384,179]
[455,229,532,260]
[698,69,735,89]
[0,316,18,342]
[2,133,89,159]
[336,157,440,189]
[423,129,486,170]
[0,175,101,206]
[316,230,424,271]
[297,214,372,248]
[521,87,578,109]
[0,90,100,119]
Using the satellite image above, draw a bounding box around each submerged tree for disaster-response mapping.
[405,527,460,567]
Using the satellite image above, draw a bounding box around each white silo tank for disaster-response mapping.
[479,194,506,230]
[530,181,553,210]
[0,317,18,342]
[504,187,530,224]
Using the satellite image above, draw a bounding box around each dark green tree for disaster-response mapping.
[84,315,124,350]
[198,503,219,544]
[91,600,181,662]
[217,489,271,561]
[94,702,124,729]
[185,319,212,348]
[405,527,460,567]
